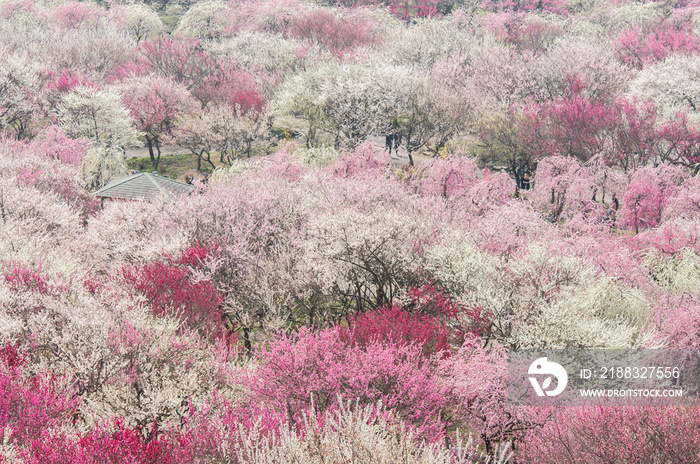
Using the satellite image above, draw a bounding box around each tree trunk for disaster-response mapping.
[307,123,316,148]
[146,136,155,165]
[242,327,252,352]
[153,138,162,171]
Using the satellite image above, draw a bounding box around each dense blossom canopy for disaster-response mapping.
[1,0,700,462]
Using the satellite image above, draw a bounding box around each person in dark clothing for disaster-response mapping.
[385,132,402,156]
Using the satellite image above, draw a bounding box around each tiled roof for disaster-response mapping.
[94,172,194,200]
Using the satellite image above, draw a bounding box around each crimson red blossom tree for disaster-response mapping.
[120,244,231,342]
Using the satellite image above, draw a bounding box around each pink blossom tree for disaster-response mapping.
[482,0,570,15]
[657,111,700,172]
[616,24,700,69]
[193,64,266,112]
[247,325,448,441]
[128,36,216,94]
[522,406,700,464]
[118,75,196,170]
[51,1,104,30]
[619,164,690,233]
[288,8,378,57]
[33,125,91,166]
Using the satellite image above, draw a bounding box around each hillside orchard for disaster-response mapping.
[1,0,700,462]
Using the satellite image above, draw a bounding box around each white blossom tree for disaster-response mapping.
[0,50,46,139]
[630,55,700,123]
[119,3,164,43]
[58,86,141,188]
[175,0,229,40]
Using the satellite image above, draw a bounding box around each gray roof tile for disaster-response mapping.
[95,173,194,200]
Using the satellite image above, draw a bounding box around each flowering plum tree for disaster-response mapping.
[288,8,378,57]
[51,1,105,30]
[522,406,700,464]
[129,36,216,94]
[656,111,700,171]
[0,343,79,450]
[605,97,658,172]
[194,65,266,112]
[227,0,306,35]
[619,164,689,233]
[417,156,479,198]
[177,103,272,169]
[33,125,91,167]
[435,337,544,455]
[328,0,439,20]
[517,91,616,163]
[26,420,190,464]
[118,75,196,170]
[660,174,700,222]
[0,144,88,274]
[58,86,139,151]
[0,50,46,139]
[630,54,700,122]
[119,4,164,44]
[2,3,700,461]
[341,305,451,357]
[175,0,229,40]
[482,0,570,15]
[248,325,447,441]
[530,155,623,225]
[58,86,139,188]
[271,63,335,147]
[38,24,135,83]
[481,12,563,55]
[206,31,308,78]
[120,244,230,342]
[616,24,700,69]
[424,233,654,351]
[314,63,405,148]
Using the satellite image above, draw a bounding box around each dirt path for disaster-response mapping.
[125,145,191,160]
